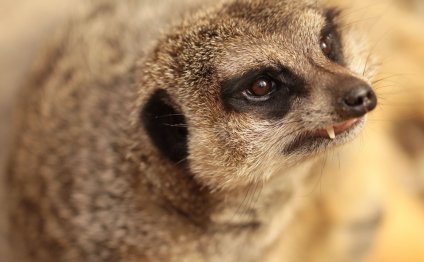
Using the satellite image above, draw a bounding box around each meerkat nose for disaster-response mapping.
[325,126,336,139]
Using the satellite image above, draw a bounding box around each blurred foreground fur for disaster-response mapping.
[1,0,424,262]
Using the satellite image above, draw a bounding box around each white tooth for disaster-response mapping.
[326,126,336,139]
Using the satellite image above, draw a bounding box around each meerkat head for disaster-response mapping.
[139,0,377,190]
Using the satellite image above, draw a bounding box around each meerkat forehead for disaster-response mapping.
[140,0,376,189]
[215,3,333,75]
[155,0,344,103]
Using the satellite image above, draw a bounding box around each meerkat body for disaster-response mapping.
[6,0,380,261]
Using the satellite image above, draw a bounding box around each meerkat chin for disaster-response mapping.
[5,0,378,261]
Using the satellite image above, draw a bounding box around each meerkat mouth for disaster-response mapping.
[315,118,360,140]
[284,117,365,154]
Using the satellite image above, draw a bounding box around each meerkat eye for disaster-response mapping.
[244,77,276,99]
[320,33,334,59]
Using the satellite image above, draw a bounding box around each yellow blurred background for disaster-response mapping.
[327,0,424,261]
[0,0,423,261]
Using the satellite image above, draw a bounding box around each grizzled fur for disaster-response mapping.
[5,0,379,261]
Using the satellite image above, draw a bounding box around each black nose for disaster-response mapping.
[339,85,377,118]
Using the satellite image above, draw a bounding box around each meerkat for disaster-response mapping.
[5,0,379,261]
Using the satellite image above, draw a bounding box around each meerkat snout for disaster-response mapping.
[339,82,377,118]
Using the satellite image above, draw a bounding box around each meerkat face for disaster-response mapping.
[140,0,377,189]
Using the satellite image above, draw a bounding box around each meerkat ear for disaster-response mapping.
[141,89,189,164]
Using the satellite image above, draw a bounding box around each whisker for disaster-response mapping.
[154,113,185,118]
[161,123,188,127]
[372,74,404,85]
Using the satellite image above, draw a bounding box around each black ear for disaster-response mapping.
[141,89,188,164]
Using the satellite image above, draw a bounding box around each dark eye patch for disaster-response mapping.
[220,67,305,119]
[321,8,344,65]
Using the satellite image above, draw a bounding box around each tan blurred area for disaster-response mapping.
[329,0,424,261]
[310,0,424,261]
[1,0,424,261]
[0,0,81,259]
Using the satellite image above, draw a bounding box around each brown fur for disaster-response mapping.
[5,0,381,261]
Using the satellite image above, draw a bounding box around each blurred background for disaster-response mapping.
[0,0,423,261]
[324,0,424,261]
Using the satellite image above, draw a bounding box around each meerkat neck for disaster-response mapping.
[136,153,316,229]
